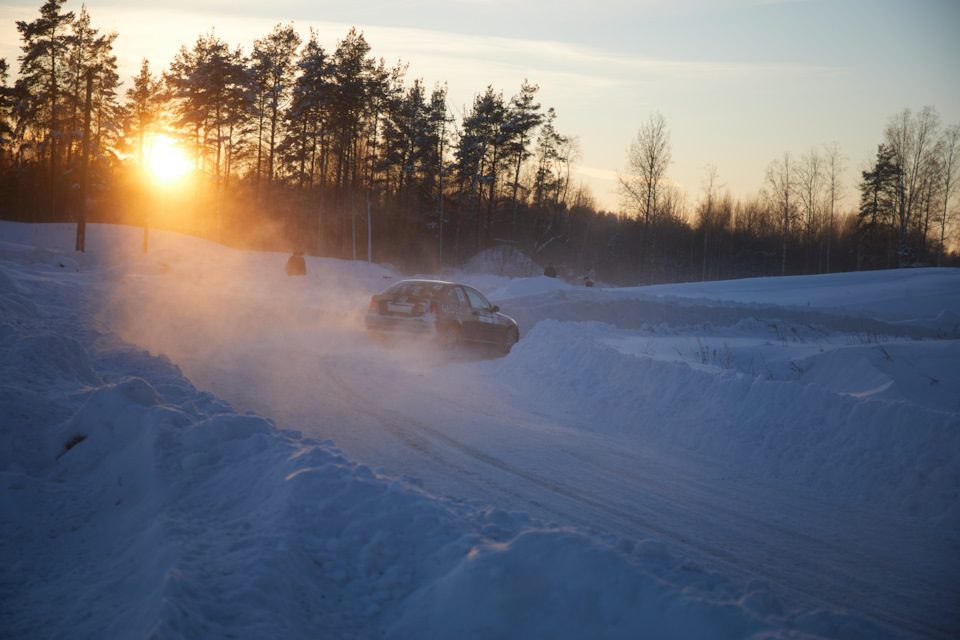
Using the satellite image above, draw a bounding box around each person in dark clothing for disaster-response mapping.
[285,250,306,276]
[544,263,557,278]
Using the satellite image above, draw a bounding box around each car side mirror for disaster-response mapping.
[492,305,500,313]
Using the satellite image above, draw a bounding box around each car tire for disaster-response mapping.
[500,327,518,353]
[439,323,460,349]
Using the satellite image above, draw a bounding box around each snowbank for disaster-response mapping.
[485,320,960,526]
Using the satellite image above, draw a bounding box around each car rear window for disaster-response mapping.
[385,282,447,298]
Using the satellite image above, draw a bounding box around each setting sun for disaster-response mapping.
[148,135,191,182]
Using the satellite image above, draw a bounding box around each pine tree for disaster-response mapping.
[61,7,120,184]
[328,28,376,256]
[283,29,329,191]
[329,28,374,191]
[122,58,163,166]
[532,108,570,210]
[857,144,901,269]
[504,80,542,227]
[166,32,250,185]
[15,0,76,218]
[0,59,13,167]
[88,33,120,162]
[453,86,507,251]
[250,23,301,202]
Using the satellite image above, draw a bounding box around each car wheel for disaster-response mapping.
[439,323,460,349]
[500,327,518,353]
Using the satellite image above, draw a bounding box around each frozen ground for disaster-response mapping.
[1,222,958,639]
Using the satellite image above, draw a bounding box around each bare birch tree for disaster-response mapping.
[697,163,723,281]
[823,142,846,273]
[765,152,795,276]
[935,124,959,266]
[618,111,672,281]
[797,147,825,271]
[885,106,941,265]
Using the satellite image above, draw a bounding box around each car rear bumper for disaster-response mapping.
[365,313,439,337]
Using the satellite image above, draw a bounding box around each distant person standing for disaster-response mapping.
[544,263,557,278]
[585,266,595,287]
[285,250,306,276]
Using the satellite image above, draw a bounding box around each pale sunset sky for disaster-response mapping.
[2,0,959,212]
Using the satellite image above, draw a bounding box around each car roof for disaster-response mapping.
[394,278,455,286]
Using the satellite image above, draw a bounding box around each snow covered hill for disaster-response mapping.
[1,222,958,639]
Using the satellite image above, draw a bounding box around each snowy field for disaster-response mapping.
[1,222,958,639]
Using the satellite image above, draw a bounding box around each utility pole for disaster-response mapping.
[438,118,445,267]
[76,68,93,253]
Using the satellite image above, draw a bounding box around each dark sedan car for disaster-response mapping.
[365,279,519,352]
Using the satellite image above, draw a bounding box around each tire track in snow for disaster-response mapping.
[320,359,953,640]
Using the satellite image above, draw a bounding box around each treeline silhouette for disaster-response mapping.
[2,0,957,283]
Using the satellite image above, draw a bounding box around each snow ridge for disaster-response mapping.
[488,320,960,526]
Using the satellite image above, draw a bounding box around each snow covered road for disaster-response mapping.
[3,223,958,639]
[99,251,959,638]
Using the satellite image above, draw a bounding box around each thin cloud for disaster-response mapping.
[572,165,619,183]
[359,24,848,86]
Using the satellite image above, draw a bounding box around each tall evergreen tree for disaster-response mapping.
[857,144,901,269]
[504,80,542,227]
[15,0,76,218]
[328,28,376,256]
[282,29,329,191]
[365,58,404,197]
[250,23,301,202]
[166,32,249,183]
[453,86,507,252]
[532,107,561,209]
[91,38,120,159]
[62,6,118,166]
[0,59,13,167]
[530,107,575,249]
[122,58,162,166]
[329,28,374,193]
[280,29,333,252]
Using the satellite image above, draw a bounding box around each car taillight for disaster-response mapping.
[429,301,437,313]
[369,296,376,310]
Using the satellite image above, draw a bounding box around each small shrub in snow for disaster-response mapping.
[681,335,735,370]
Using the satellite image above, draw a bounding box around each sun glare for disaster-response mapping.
[148,135,191,182]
